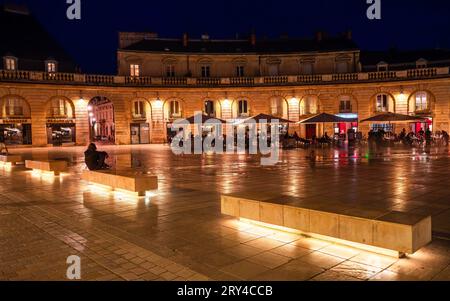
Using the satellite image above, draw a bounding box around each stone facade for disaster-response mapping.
[1,74,450,147]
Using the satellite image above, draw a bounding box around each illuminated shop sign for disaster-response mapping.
[46,119,76,124]
[0,119,31,124]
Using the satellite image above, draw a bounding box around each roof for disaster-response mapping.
[121,36,359,54]
[360,49,450,67]
[0,5,77,72]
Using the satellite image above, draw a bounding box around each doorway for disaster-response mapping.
[306,124,317,139]
[131,123,150,144]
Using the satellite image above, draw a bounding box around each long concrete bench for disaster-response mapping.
[0,154,23,168]
[25,160,68,176]
[221,194,432,257]
[82,170,158,197]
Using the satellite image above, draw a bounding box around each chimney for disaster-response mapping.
[250,32,256,46]
[315,31,323,42]
[346,30,352,40]
[183,33,189,47]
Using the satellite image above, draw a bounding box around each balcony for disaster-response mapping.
[0,67,448,87]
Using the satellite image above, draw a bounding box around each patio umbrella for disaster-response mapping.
[360,113,427,124]
[298,113,348,124]
[185,114,226,124]
[298,113,348,137]
[243,113,293,124]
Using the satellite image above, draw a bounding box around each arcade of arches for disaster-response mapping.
[0,79,448,147]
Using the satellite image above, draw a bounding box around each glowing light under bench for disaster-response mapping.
[82,169,158,198]
[221,195,432,258]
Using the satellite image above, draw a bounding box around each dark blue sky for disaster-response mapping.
[3,0,450,74]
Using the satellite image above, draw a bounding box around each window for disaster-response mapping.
[238,100,248,116]
[166,65,175,77]
[268,64,279,76]
[46,61,57,73]
[415,92,428,111]
[416,59,427,69]
[169,101,180,118]
[134,100,145,118]
[339,97,352,113]
[271,98,284,117]
[302,63,313,75]
[4,57,17,71]
[130,64,140,77]
[51,99,67,117]
[339,100,352,112]
[301,97,318,115]
[336,62,348,73]
[5,98,24,116]
[201,66,211,78]
[204,100,215,117]
[376,94,389,112]
[236,66,245,77]
[377,62,388,72]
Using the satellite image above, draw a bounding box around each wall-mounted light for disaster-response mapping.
[154,98,163,109]
[289,97,299,105]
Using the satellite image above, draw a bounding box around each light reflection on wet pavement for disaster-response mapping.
[0,144,449,280]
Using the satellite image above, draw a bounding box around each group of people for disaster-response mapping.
[369,128,450,146]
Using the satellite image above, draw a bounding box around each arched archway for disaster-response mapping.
[45,96,76,146]
[300,95,319,116]
[87,96,115,144]
[269,96,289,120]
[0,95,32,145]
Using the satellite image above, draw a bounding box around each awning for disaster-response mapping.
[360,113,428,124]
[298,113,348,124]
[185,114,226,124]
[243,113,293,124]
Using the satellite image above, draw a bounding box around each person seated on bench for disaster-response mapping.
[0,131,8,155]
[84,143,110,170]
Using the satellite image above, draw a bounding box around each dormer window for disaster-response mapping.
[416,59,428,69]
[201,65,211,78]
[4,56,17,71]
[236,65,245,77]
[130,64,140,77]
[166,64,176,77]
[46,60,58,73]
[377,61,389,72]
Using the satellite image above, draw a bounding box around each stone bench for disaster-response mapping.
[221,194,432,257]
[0,154,23,168]
[82,170,158,197]
[25,160,68,176]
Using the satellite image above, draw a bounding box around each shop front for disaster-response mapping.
[410,117,433,133]
[46,119,76,146]
[0,119,32,146]
[131,122,150,144]
[335,113,359,137]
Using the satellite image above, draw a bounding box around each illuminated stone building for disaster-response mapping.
[1,5,450,146]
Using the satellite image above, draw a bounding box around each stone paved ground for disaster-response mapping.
[0,144,449,281]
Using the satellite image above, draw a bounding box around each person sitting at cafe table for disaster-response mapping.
[442,130,450,146]
[425,128,432,146]
[0,131,8,155]
[84,143,111,171]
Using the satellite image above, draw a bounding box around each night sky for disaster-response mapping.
[2,0,450,74]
